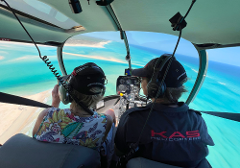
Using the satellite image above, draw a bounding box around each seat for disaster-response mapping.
[0,133,101,168]
[126,157,182,168]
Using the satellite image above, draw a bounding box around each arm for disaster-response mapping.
[52,84,60,108]
[32,109,48,137]
[200,118,215,146]
[101,108,116,141]
[32,84,60,137]
[102,114,113,142]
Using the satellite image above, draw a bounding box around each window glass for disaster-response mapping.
[190,47,240,112]
[203,113,240,168]
[189,47,240,167]
[126,31,199,102]
[63,31,199,101]
[0,41,59,144]
[63,32,128,96]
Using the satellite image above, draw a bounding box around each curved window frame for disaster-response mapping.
[58,31,203,105]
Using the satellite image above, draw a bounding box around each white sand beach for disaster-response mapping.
[0,89,51,144]
[63,52,127,64]
[63,52,144,67]
[65,41,111,48]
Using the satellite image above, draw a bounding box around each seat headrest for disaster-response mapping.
[0,133,101,168]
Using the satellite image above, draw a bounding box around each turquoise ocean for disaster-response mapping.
[0,40,240,167]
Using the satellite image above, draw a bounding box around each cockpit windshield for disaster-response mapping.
[62,31,199,100]
[192,47,240,113]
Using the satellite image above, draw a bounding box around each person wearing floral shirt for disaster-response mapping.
[32,62,115,151]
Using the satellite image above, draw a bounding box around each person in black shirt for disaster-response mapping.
[114,54,214,168]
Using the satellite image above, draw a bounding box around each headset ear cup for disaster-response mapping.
[59,84,70,105]
[147,82,158,98]
[147,82,166,98]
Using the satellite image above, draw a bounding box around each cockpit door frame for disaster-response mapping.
[186,48,208,105]
[57,43,67,76]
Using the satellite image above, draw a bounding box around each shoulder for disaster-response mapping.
[94,112,108,123]
[114,106,151,155]
[38,108,52,119]
[189,109,202,116]
[122,105,152,118]
[187,108,205,125]
[95,111,107,118]
[118,105,151,129]
[94,112,111,127]
[40,108,69,122]
[188,110,215,146]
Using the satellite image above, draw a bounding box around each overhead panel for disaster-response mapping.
[40,0,118,32]
[111,0,240,45]
[0,0,80,29]
[1,0,240,45]
[0,7,75,45]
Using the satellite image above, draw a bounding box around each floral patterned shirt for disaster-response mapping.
[34,107,108,149]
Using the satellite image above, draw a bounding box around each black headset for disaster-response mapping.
[58,78,73,105]
[58,78,106,105]
[147,55,172,98]
[58,63,106,105]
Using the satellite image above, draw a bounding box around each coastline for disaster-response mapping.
[63,52,127,64]
[63,52,144,67]
[0,89,51,144]
[64,40,111,48]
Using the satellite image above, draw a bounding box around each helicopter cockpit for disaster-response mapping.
[0,0,240,168]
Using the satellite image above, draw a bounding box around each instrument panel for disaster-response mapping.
[116,76,140,95]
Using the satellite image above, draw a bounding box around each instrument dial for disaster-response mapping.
[119,79,125,84]
[126,79,131,84]
[118,84,126,91]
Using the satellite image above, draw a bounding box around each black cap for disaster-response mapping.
[132,54,187,87]
[67,62,106,95]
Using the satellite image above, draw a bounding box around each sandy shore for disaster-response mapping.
[63,52,144,67]
[65,41,111,48]
[0,90,51,144]
[63,52,127,64]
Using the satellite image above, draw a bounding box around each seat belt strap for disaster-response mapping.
[0,92,51,108]
[201,111,240,122]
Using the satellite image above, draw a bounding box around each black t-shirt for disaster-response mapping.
[114,102,214,167]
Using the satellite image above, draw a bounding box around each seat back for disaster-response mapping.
[0,133,101,168]
[126,157,182,168]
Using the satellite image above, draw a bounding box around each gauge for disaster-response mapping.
[118,84,126,91]
[126,79,131,84]
[134,79,139,85]
[133,86,139,93]
[119,79,125,84]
